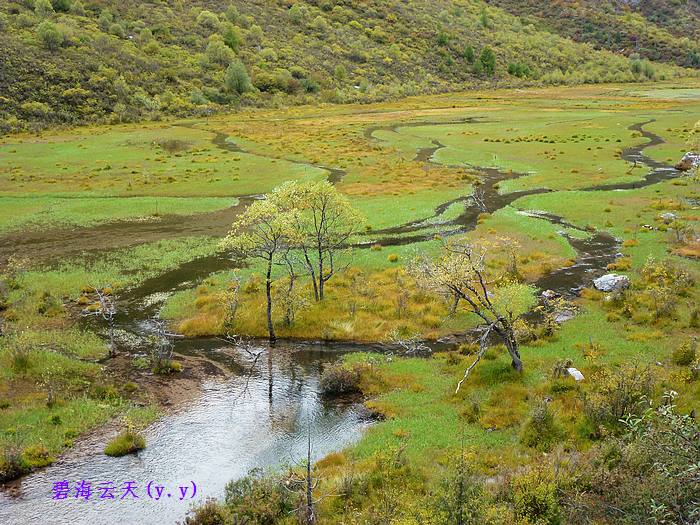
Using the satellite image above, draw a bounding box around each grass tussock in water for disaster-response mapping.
[104,430,146,457]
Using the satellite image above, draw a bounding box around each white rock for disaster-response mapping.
[675,152,700,171]
[660,212,677,223]
[566,367,585,382]
[541,289,560,300]
[554,310,575,323]
[593,273,630,292]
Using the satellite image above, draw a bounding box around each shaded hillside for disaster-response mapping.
[0,0,695,132]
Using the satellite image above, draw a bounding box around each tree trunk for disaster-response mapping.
[284,274,295,326]
[318,259,325,301]
[265,258,276,343]
[498,318,523,372]
[505,335,523,372]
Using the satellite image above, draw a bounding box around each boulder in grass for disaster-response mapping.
[675,152,700,171]
[659,212,677,224]
[593,273,630,292]
[566,367,584,382]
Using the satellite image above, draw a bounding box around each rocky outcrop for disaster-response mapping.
[675,152,700,171]
[593,273,630,292]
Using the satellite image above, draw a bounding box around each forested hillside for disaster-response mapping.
[491,0,700,68]
[0,0,697,132]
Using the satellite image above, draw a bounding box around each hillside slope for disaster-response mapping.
[491,0,700,68]
[0,0,696,132]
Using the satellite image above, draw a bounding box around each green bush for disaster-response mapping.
[288,4,306,24]
[479,47,496,76]
[183,499,227,525]
[104,430,145,456]
[196,10,220,31]
[51,0,71,13]
[36,21,65,50]
[221,23,241,51]
[520,402,563,451]
[23,443,54,468]
[0,444,30,482]
[224,61,252,94]
[205,36,235,67]
[224,5,239,23]
[582,365,653,435]
[463,44,475,63]
[35,0,55,18]
[512,469,561,525]
[431,457,486,523]
[223,469,295,523]
[565,399,700,524]
[672,339,697,366]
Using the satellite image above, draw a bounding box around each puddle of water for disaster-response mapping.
[0,343,372,525]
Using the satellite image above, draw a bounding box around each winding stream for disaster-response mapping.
[0,115,685,524]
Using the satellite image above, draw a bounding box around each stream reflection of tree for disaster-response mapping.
[225,339,331,437]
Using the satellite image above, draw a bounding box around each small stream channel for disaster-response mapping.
[0,116,685,524]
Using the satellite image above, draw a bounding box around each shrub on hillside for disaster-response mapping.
[196,10,220,31]
[224,61,252,94]
[35,0,55,18]
[205,36,235,67]
[36,21,65,50]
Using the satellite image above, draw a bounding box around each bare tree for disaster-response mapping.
[82,286,117,358]
[469,187,487,212]
[412,241,528,392]
[218,335,265,400]
[387,330,431,356]
[149,319,178,372]
[284,424,339,525]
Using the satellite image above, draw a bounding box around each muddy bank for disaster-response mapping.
[0,201,249,267]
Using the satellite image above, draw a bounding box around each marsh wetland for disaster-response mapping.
[1,83,699,524]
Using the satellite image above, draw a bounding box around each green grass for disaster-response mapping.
[0,123,327,198]
[354,185,473,231]
[344,299,685,472]
[104,430,146,457]
[0,194,237,233]
[514,178,698,269]
[16,236,220,298]
[0,398,121,466]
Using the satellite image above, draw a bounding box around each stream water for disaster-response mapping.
[0,341,373,525]
[0,116,685,524]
